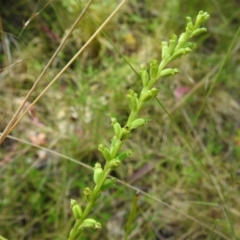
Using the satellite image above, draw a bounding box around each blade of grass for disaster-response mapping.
[189,201,220,207]
[124,192,139,240]
[0,14,14,112]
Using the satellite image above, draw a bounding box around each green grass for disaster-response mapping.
[1,0,240,239]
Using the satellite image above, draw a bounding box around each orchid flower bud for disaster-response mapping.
[168,34,178,55]
[141,88,158,102]
[161,42,169,60]
[127,90,138,112]
[98,144,112,161]
[116,150,132,162]
[150,59,159,79]
[159,68,179,77]
[111,118,122,139]
[170,47,192,61]
[83,187,93,201]
[93,162,103,184]
[108,159,121,169]
[70,199,82,219]
[101,178,116,191]
[131,118,147,129]
[80,218,102,229]
[190,27,207,38]
[140,67,149,88]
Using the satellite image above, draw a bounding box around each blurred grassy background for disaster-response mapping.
[0,0,240,239]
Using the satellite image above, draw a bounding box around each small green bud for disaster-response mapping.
[98,144,104,152]
[131,118,147,129]
[93,162,103,184]
[80,218,102,229]
[141,88,158,102]
[190,27,207,38]
[168,34,178,55]
[119,126,130,141]
[83,187,93,201]
[140,68,149,88]
[111,117,117,124]
[186,16,194,31]
[70,199,82,219]
[161,41,169,60]
[116,150,132,161]
[108,159,121,169]
[101,178,116,191]
[195,11,210,27]
[110,136,120,154]
[178,32,187,45]
[159,68,179,77]
[184,42,197,49]
[98,144,112,161]
[170,47,192,61]
[103,147,112,161]
[151,88,158,96]
[114,123,122,139]
[70,199,78,208]
[150,59,159,79]
[127,90,138,112]
[111,118,122,139]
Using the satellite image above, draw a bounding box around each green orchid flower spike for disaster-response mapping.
[68,10,210,240]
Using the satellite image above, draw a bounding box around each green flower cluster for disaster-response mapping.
[68,10,209,240]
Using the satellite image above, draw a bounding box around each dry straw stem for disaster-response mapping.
[0,0,95,145]
[2,134,230,240]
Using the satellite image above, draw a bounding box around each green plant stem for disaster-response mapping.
[68,85,154,239]
[69,54,173,240]
[68,11,210,239]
